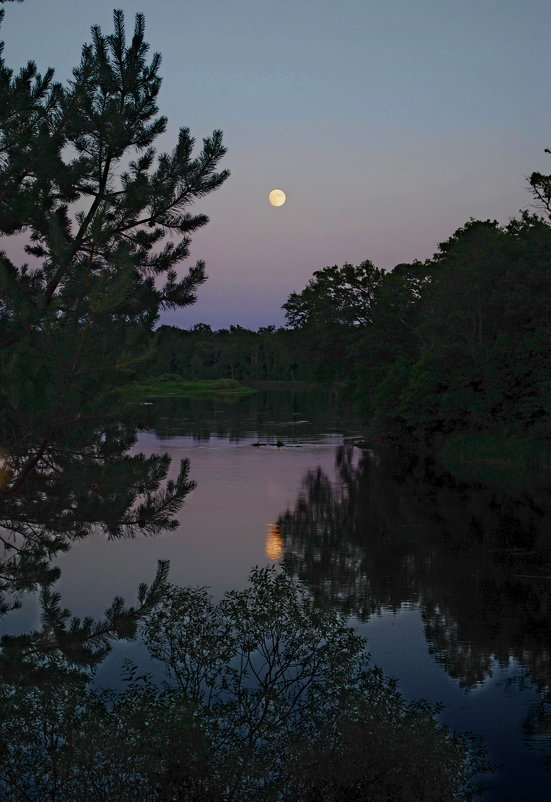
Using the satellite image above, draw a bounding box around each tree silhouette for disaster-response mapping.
[0,9,229,436]
[0,9,227,680]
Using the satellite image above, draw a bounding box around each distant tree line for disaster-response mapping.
[148,323,307,383]
[148,175,551,443]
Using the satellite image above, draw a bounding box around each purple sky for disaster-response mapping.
[3,0,550,329]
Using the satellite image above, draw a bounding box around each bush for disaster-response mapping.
[142,568,488,800]
[0,569,489,800]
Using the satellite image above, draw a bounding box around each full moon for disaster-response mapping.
[268,188,286,207]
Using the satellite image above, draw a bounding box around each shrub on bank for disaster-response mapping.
[0,569,489,801]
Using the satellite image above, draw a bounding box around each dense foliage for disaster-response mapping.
[147,191,551,444]
[358,215,551,441]
[0,569,488,801]
[0,8,228,435]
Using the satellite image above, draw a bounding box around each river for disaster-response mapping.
[12,389,551,800]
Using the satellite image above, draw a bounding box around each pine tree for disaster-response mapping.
[0,9,229,433]
[0,9,228,679]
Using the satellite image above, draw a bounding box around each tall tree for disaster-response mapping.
[283,260,383,329]
[0,9,228,676]
[282,260,384,383]
[529,149,551,219]
[0,9,229,434]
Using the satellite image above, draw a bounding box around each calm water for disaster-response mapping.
[11,391,551,800]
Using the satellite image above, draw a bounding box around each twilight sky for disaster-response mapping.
[2,0,549,329]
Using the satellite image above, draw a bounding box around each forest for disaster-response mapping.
[148,202,551,447]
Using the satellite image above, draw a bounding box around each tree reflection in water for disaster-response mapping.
[278,445,551,741]
[0,420,193,683]
[0,428,492,800]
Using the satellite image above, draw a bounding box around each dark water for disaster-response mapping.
[5,390,551,799]
[276,436,551,801]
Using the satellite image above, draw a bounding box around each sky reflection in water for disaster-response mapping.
[7,392,550,800]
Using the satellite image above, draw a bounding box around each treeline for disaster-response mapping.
[355,213,551,441]
[147,324,312,383]
[149,199,551,443]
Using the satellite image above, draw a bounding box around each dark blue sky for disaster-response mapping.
[3,0,550,328]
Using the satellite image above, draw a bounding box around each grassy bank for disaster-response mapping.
[123,377,255,401]
[438,431,551,487]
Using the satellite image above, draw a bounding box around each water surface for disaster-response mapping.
[15,391,551,800]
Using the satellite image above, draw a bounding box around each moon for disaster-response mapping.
[268,188,286,207]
